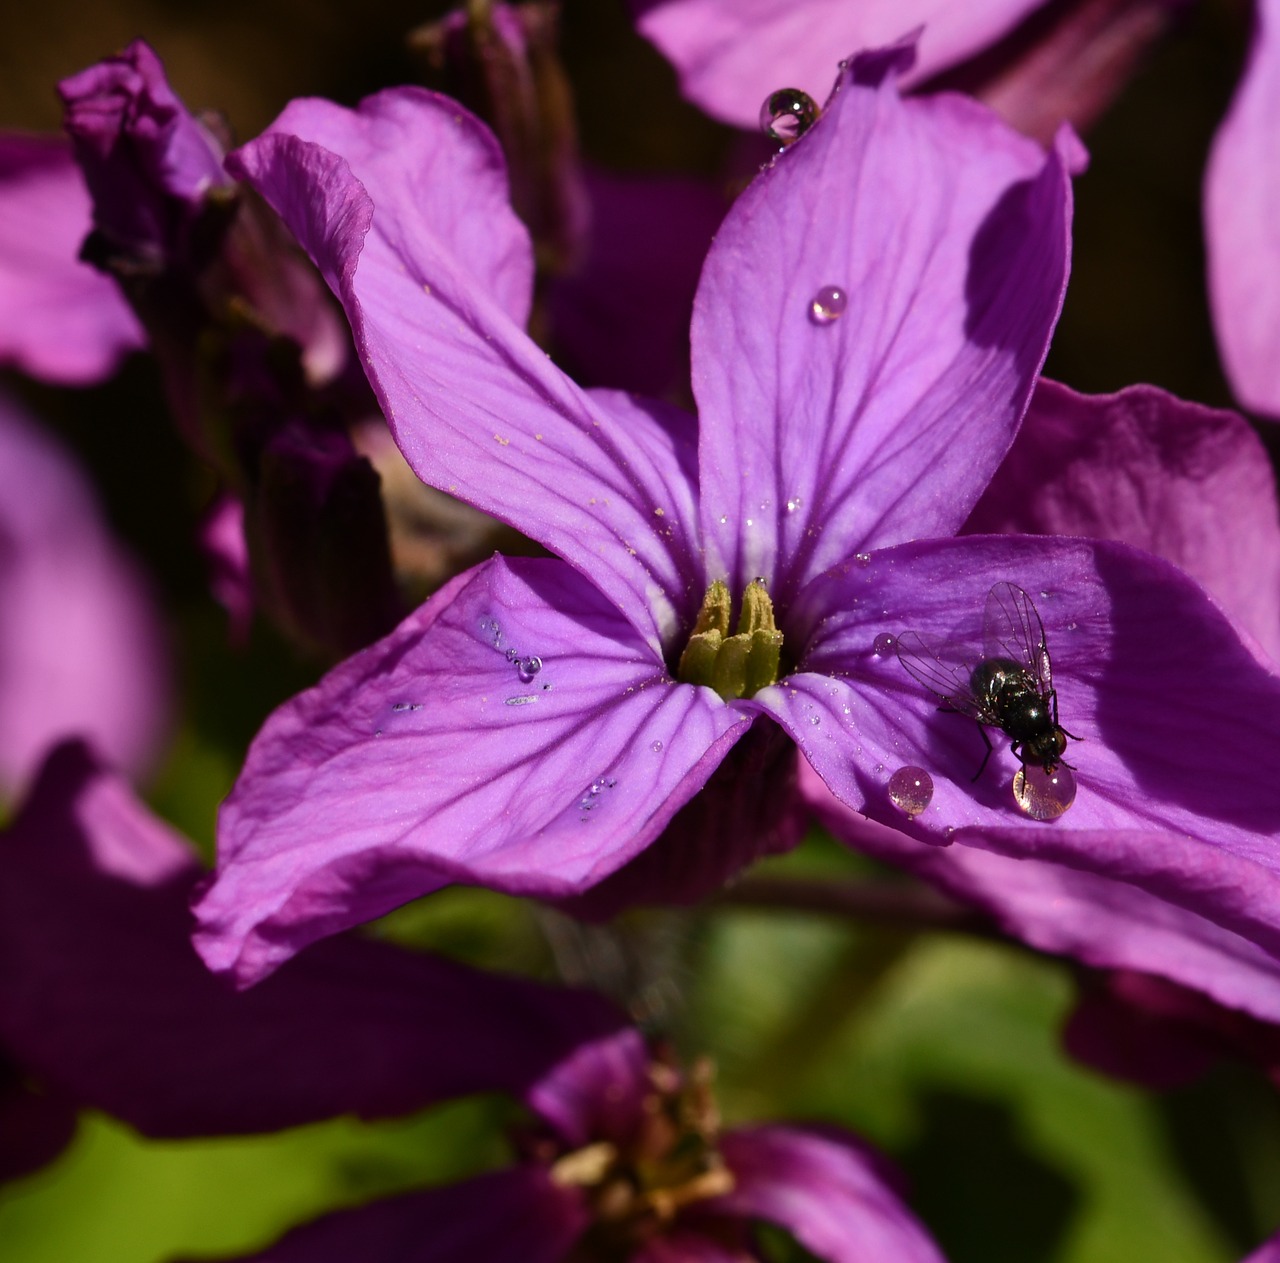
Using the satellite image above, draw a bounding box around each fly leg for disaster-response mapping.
[1050,688,1083,741]
[971,724,994,782]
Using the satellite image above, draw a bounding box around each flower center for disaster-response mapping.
[550,1054,734,1257]
[676,579,783,701]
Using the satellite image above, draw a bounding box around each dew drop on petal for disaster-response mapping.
[808,715,821,726]
[517,655,543,683]
[809,285,847,325]
[855,552,871,567]
[786,496,803,513]
[759,88,819,145]
[650,740,664,753]
[872,632,897,657]
[1012,763,1076,820]
[888,766,933,817]
[504,695,538,707]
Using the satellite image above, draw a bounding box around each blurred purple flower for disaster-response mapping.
[0,392,169,798]
[1246,1234,1280,1262]
[0,134,143,383]
[191,42,1280,996]
[634,0,1280,421]
[1,742,943,1263]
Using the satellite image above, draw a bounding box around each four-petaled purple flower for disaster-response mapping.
[192,41,1280,997]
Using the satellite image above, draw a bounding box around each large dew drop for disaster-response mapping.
[1012,763,1076,820]
[759,88,818,145]
[888,766,933,817]
[810,285,848,325]
[872,632,897,657]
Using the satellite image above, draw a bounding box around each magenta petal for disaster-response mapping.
[713,1125,945,1263]
[0,743,630,1137]
[184,1167,587,1263]
[693,47,1073,600]
[968,379,1280,663]
[781,534,1280,856]
[0,134,142,383]
[197,555,749,984]
[1244,1235,1280,1263]
[0,1060,77,1185]
[232,91,703,652]
[0,392,169,794]
[633,0,1044,128]
[806,773,1280,1025]
[1205,0,1280,418]
[526,1027,651,1147]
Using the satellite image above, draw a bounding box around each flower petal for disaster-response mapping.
[804,772,1280,1025]
[231,90,703,653]
[196,555,749,984]
[692,46,1073,600]
[1244,1235,1280,1263]
[713,1125,945,1263]
[633,0,1044,128]
[1205,0,1280,417]
[177,1167,587,1263]
[0,134,142,383]
[775,534,1280,860]
[0,392,169,795]
[0,742,631,1137]
[968,379,1280,663]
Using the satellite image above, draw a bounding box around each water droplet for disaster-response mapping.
[391,701,422,713]
[808,715,821,726]
[888,766,933,817]
[505,647,520,663]
[759,88,819,145]
[1039,589,1051,599]
[855,552,871,566]
[517,656,543,683]
[650,740,664,753]
[1066,621,1078,632]
[872,632,897,657]
[577,776,619,818]
[809,285,847,325]
[1012,763,1076,821]
[504,695,538,707]
[786,496,803,513]
[719,515,728,524]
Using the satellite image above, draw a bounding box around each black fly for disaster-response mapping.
[895,583,1079,780]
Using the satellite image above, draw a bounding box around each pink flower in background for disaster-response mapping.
[0,135,142,384]
[0,392,168,797]
[634,0,1280,420]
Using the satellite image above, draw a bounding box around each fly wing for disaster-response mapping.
[984,582,1052,692]
[895,630,990,722]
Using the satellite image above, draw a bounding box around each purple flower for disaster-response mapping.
[0,392,169,797]
[0,134,143,383]
[633,0,1280,420]
[1,742,944,1263]
[184,1033,946,1263]
[192,42,1280,995]
[1245,1235,1280,1263]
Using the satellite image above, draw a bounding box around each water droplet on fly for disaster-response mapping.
[872,632,897,657]
[650,740,664,753]
[1012,763,1076,820]
[517,656,543,683]
[888,766,933,817]
[759,88,819,145]
[809,285,847,325]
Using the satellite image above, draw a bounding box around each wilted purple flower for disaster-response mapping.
[0,134,143,383]
[632,0,1280,420]
[1,742,945,1263]
[0,392,169,798]
[192,42,1280,994]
